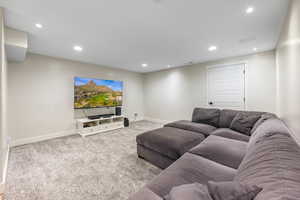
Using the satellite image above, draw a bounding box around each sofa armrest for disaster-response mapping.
[189,135,247,169]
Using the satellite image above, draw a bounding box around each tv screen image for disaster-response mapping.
[74,77,123,109]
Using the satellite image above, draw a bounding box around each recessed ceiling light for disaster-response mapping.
[73,45,83,52]
[142,63,148,68]
[246,6,254,14]
[253,47,257,51]
[208,46,217,52]
[35,23,43,29]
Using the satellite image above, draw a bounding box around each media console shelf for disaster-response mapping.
[76,115,125,137]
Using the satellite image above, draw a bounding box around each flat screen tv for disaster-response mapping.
[74,77,123,109]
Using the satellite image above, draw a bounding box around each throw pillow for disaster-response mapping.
[164,183,213,200]
[230,113,261,136]
[207,181,262,200]
[192,108,220,127]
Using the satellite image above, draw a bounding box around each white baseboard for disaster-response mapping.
[143,117,171,124]
[10,119,146,147]
[11,129,76,147]
[9,116,169,146]
[9,117,169,147]
[0,145,10,194]
[128,117,144,122]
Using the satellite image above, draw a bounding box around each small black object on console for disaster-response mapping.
[124,118,129,127]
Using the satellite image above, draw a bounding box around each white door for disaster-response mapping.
[207,63,245,110]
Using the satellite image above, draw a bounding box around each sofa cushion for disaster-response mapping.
[137,145,175,169]
[189,135,247,169]
[128,187,163,200]
[146,153,236,197]
[207,181,262,200]
[192,108,220,127]
[219,110,264,128]
[235,118,300,200]
[211,128,250,142]
[164,120,217,136]
[165,183,212,200]
[230,113,261,136]
[136,127,205,160]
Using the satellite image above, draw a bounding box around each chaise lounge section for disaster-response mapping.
[130,108,300,199]
[137,127,206,169]
[137,108,270,169]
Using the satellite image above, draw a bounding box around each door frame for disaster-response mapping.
[206,61,248,110]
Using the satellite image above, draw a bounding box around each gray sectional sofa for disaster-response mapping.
[129,108,300,200]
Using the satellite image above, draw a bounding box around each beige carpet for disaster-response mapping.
[5,121,163,200]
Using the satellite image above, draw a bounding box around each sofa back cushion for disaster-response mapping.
[250,113,277,135]
[229,113,261,136]
[235,118,300,199]
[218,110,264,129]
[247,118,287,150]
[218,109,239,128]
[192,108,220,127]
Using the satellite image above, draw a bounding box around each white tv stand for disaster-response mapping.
[76,115,125,137]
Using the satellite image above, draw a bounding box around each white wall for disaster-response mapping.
[144,51,277,122]
[276,0,300,144]
[5,27,28,62]
[8,53,144,145]
[5,27,28,49]
[7,49,278,145]
[0,7,8,190]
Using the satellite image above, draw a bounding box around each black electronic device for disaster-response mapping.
[115,107,122,116]
[124,118,129,127]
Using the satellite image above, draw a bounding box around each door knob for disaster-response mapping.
[209,102,213,105]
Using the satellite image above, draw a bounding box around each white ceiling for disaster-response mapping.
[1,0,289,73]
